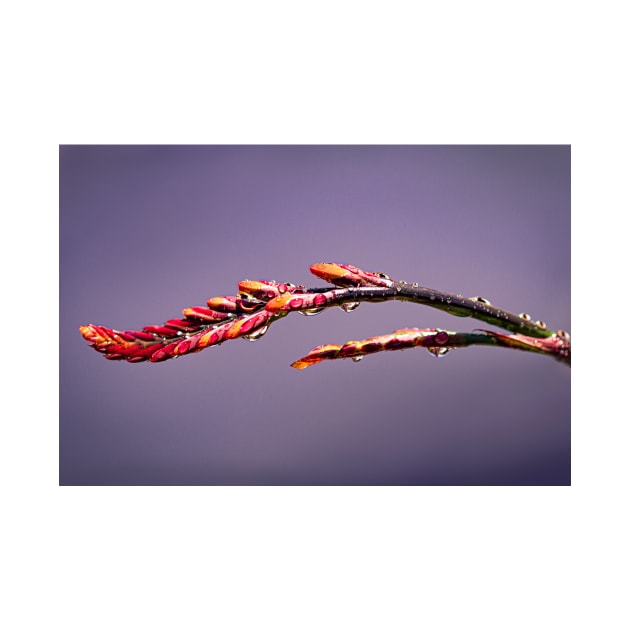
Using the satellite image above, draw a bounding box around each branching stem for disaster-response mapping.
[79,262,570,368]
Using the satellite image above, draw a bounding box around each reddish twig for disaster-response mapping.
[80,262,570,367]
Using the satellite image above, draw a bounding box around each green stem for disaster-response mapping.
[312,283,553,338]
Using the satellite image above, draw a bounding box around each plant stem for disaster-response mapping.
[305,283,552,338]
[291,328,571,369]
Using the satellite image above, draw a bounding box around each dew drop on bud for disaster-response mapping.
[426,347,449,358]
[556,330,570,340]
[412,282,419,288]
[243,325,269,342]
[434,331,450,345]
[519,313,531,321]
[299,307,325,317]
[351,355,363,362]
[340,302,360,313]
[535,320,547,329]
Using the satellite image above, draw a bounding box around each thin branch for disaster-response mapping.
[268,284,553,339]
[79,262,570,367]
[290,328,571,369]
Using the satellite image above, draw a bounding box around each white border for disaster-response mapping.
[4,1,624,628]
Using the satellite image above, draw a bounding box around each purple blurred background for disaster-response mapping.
[60,145,570,485]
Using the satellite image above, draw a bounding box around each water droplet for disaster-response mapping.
[556,330,570,340]
[400,280,407,285]
[426,347,450,358]
[471,296,491,305]
[351,355,363,362]
[340,302,360,313]
[299,307,325,317]
[412,282,419,288]
[446,297,452,304]
[433,331,449,345]
[430,293,436,301]
[243,325,269,342]
[519,313,531,321]
[536,320,547,329]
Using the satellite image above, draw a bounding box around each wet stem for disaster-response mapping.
[79,262,571,368]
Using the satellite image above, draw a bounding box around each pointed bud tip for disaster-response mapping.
[310,263,345,280]
[290,359,315,369]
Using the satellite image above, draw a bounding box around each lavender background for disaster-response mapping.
[60,145,570,485]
